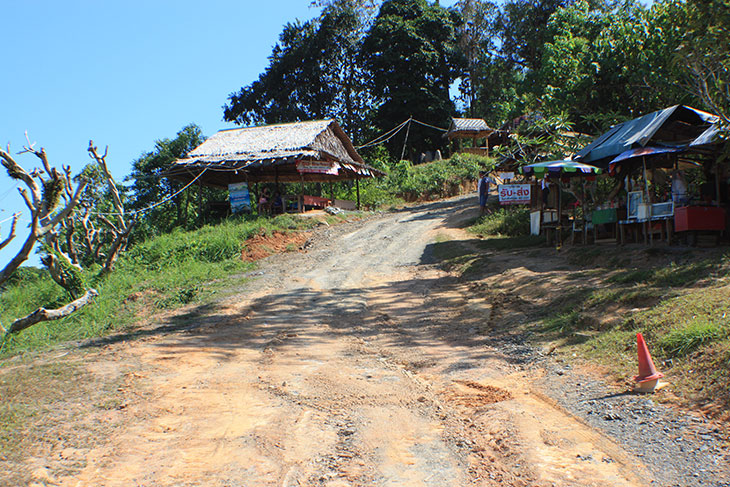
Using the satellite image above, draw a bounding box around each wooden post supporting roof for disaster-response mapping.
[356,176,361,210]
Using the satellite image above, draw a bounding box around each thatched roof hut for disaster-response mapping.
[444,117,508,157]
[167,119,384,188]
[445,118,494,140]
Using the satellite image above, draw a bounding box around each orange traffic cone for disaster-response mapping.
[634,332,665,393]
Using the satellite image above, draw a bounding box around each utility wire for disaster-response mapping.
[356,118,411,149]
[356,117,448,150]
[411,119,448,132]
[86,165,212,217]
[0,183,19,203]
[0,213,20,225]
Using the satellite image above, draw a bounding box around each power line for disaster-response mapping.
[0,213,20,225]
[86,165,212,217]
[356,118,411,149]
[355,117,448,150]
[411,119,448,132]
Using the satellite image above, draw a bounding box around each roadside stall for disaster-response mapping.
[675,124,729,244]
[607,146,690,245]
[574,105,724,245]
[165,119,384,215]
[519,160,602,247]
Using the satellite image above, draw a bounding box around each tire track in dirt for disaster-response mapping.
[54,196,650,486]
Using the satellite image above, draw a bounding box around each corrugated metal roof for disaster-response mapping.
[449,118,491,133]
[690,124,721,147]
[575,105,719,165]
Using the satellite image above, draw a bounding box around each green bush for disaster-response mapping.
[378,154,495,203]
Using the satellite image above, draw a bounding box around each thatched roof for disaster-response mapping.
[167,119,384,188]
[445,118,494,140]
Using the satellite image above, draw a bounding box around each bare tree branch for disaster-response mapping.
[0,213,19,251]
[87,140,134,274]
[0,144,85,287]
[5,289,99,335]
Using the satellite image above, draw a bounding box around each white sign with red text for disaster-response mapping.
[296,160,340,175]
[498,184,531,205]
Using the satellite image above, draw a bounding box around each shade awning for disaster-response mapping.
[574,105,719,166]
[519,159,602,178]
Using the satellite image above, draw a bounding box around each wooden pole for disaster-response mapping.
[356,176,361,210]
[557,178,562,248]
[299,172,305,213]
[715,161,721,207]
[642,156,650,203]
[197,179,204,224]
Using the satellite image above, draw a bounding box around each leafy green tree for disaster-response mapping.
[127,124,211,238]
[224,2,373,139]
[679,0,730,128]
[454,0,499,116]
[532,0,695,132]
[362,0,463,158]
[497,0,575,71]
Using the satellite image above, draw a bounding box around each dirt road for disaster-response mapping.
[20,196,727,486]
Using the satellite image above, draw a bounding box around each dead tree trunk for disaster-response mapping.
[3,289,99,335]
[87,142,135,274]
[0,136,129,336]
[0,145,86,286]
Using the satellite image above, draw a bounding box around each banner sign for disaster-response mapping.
[228,182,251,214]
[498,184,531,205]
[296,160,340,175]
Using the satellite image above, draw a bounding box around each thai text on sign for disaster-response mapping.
[498,184,531,205]
[296,160,340,175]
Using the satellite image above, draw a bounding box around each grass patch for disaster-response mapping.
[429,237,487,275]
[540,310,581,333]
[566,247,603,267]
[608,260,714,287]
[659,320,726,358]
[0,213,325,357]
[469,208,530,238]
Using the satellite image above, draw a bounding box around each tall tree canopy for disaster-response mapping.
[127,124,208,237]
[530,0,693,131]
[362,0,462,156]
[223,0,728,161]
[223,2,372,139]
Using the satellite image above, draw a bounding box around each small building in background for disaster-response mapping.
[444,118,507,157]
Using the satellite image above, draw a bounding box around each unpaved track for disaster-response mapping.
[62,197,651,486]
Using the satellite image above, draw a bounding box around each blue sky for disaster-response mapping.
[4,0,658,267]
[1,1,464,266]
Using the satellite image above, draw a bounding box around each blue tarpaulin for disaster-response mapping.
[575,105,719,166]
